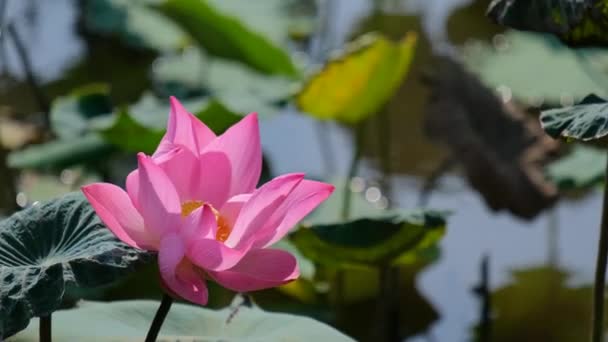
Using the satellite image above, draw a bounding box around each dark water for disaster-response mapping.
[1,0,605,341]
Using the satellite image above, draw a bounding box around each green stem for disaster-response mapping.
[376,108,393,205]
[145,293,174,342]
[592,154,608,342]
[39,315,51,342]
[341,124,364,220]
[376,265,399,342]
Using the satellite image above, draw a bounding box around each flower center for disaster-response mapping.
[181,201,232,242]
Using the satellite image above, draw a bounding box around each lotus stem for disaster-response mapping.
[341,124,364,220]
[592,155,608,342]
[145,293,174,342]
[39,315,51,342]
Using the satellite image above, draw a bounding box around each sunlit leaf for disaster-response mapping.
[156,0,299,77]
[9,298,354,341]
[0,193,149,338]
[546,145,606,190]
[540,94,608,144]
[296,32,417,125]
[487,0,608,47]
[291,211,446,268]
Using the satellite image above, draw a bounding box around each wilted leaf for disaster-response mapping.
[157,0,299,77]
[0,193,149,338]
[7,134,115,170]
[424,57,559,219]
[487,0,608,47]
[9,298,354,341]
[50,84,113,139]
[291,211,446,268]
[540,94,608,144]
[296,32,417,125]
[546,145,606,190]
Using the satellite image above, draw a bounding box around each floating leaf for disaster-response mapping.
[291,211,446,268]
[9,299,354,341]
[425,57,559,219]
[487,0,608,47]
[50,84,113,139]
[463,30,608,104]
[540,94,608,144]
[546,145,606,190]
[83,0,188,51]
[296,32,417,125]
[7,134,115,170]
[156,0,299,77]
[0,193,148,338]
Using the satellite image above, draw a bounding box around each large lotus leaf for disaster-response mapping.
[152,48,293,115]
[156,0,298,77]
[96,93,241,153]
[487,0,608,47]
[296,32,417,125]
[8,299,354,341]
[0,193,149,338]
[83,0,188,52]
[7,134,115,170]
[540,94,608,145]
[50,84,113,139]
[425,57,559,219]
[473,266,607,342]
[546,145,606,190]
[463,30,608,104]
[291,211,446,268]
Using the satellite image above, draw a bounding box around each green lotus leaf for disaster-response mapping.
[540,94,608,143]
[0,193,149,338]
[8,299,354,341]
[546,145,606,191]
[487,0,608,47]
[156,0,299,77]
[291,211,447,268]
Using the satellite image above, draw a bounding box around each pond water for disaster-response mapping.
[1,0,604,341]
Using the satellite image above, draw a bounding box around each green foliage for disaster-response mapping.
[9,298,354,341]
[546,145,606,190]
[487,0,608,47]
[0,193,149,338]
[291,211,446,268]
[296,32,417,125]
[156,0,299,77]
[540,94,608,143]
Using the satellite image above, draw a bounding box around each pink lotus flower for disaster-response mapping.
[82,97,334,305]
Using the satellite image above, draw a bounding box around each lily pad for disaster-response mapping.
[296,32,417,125]
[546,145,606,191]
[0,193,148,338]
[540,94,608,144]
[290,211,446,268]
[8,299,354,341]
[156,0,299,77]
[487,0,608,47]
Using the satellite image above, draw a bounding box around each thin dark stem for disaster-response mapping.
[592,154,608,342]
[7,22,50,118]
[39,315,51,342]
[476,255,491,342]
[376,265,399,342]
[145,293,174,342]
[341,124,364,220]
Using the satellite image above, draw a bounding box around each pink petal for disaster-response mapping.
[82,183,156,250]
[253,180,335,248]
[225,173,304,249]
[153,96,216,157]
[159,233,208,305]
[195,151,232,208]
[202,113,261,198]
[207,248,299,292]
[219,193,251,229]
[186,238,246,272]
[137,153,181,238]
[181,204,216,242]
[128,146,201,206]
